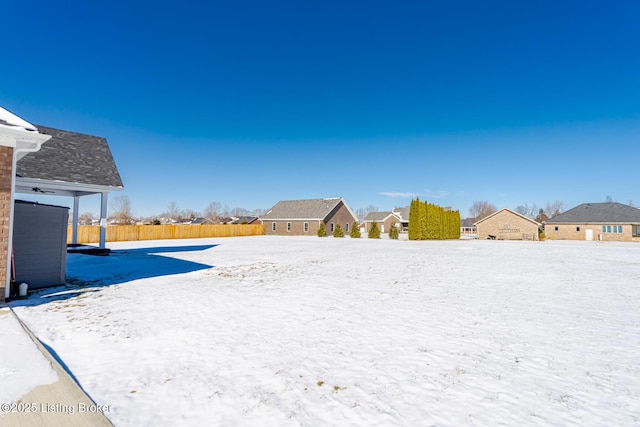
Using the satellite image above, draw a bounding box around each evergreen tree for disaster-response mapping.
[333,224,345,238]
[368,221,381,239]
[421,201,430,239]
[408,198,421,240]
[317,222,327,237]
[350,221,361,238]
[389,222,399,239]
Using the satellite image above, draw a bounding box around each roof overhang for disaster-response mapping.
[0,124,52,158]
[15,176,123,197]
[0,107,51,157]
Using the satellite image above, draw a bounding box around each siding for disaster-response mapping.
[476,210,539,241]
[13,202,69,289]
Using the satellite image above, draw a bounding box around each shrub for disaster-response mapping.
[317,222,327,237]
[333,224,345,238]
[350,221,361,238]
[368,221,381,239]
[389,222,399,239]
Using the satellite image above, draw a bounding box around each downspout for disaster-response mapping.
[5,142,47,301]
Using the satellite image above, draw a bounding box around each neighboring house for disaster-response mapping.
[474,208,540,240]
[262,197,357,236]
[235,216,261,225]
[391,206,410,231]
[363,211,401,234]
[544,202,640,242]
[220,216,261,225]
[460,218,478,239]
[15,125,124,249]
[190,217,215,225]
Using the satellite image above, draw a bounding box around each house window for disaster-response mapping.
[287,222,291,232]
[554,226,559,231]
[345,223,349,233]
[272,222,277,231]
[330,223,335,233]
[614,225,622,234]
[576,227,580,232]
[633,225,640,237]
[607,225,611,233]
[304,222,309,232]
[602,225,606,233]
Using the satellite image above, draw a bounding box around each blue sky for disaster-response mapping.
[2,1,639,218]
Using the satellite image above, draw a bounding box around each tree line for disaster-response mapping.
[75,195,267,225]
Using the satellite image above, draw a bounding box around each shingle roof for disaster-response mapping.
[364,211,399,222]
[545,203,640,223]
[461,218,476,227]
[262,198,351,220]
[392,206,410,221]
[16,125,123,188]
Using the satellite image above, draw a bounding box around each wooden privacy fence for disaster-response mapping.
[67,224,265,244]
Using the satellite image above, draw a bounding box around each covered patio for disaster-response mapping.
[15,125,124,251]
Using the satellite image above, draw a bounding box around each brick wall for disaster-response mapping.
[545,223,637,242]
[0,145,14,301]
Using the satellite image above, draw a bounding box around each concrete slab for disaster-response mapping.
[0,308,113,427]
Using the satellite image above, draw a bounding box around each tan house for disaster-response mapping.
[544,202,640,242]
[363,211,401,234]
[391,206,410,231]
[262,197,357,236]
[474,208,540,240]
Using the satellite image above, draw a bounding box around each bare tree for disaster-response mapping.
[110,195,136,224]
[469,200,497,221]
[251,208,267,217]
[535,208,549,223]
[204,201,224,223]
[544,200,565,218]
[356,204,379,222]
[166,202,181,222]
[78,211,95,226]
[230,207,250,217]
[514,203,537,219]
[182,209,199,221]
[604,195,614,203]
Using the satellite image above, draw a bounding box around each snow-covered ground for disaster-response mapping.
[0,307,58,407]
[11,236,640,426]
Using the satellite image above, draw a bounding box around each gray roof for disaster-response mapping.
[545,203,640,224]
[364,211,399,222]
[16,125,123,188]
[262,198,353,220]
[392,206,410,222]
[461,218,476,227]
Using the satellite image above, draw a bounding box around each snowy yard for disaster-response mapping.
[11,236,640,426]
